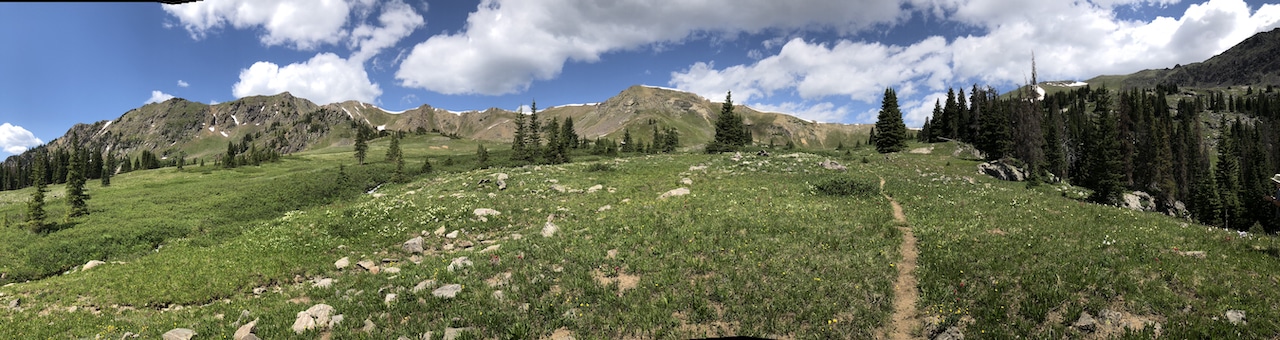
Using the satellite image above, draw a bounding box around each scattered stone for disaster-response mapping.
[486,272,513,287]
[313,278,334,289]
[252,287,267,295]
[447,257,473,272]
[357,260,379,274]
[161,328,196,340]
[680,177,693,185]
[1072,311,1097,332]
[542,221,558,238]
[597,205,612,212]
[587,184,603,193]
[933,326,963,340]
[474,208,501,222]
[1226,310,1246,325]
[495,173,509,181]
[446,230,460,239]
[83,260,107,271]
[458,241,474,249]
[433,284,463,298]
[409,255,423,264]
[291,304,336,334]
[689,165,707,171]
[731,152,743,162]
[335,257,350,269]
[361,318,376,332]
[480,244,501,253]
[496,179,507,190]
[8,298,19,309]
[384,293,397,305]
[413,279,438,293]
[443,327,475,340]
[233,319,258,340]
[121,332,139,339]
[383,267,401,274]
[818,159,847,171]
[658,187,690,199]
[443,243,455,251]
[434,226,447,236]
[492,290,505,301]
[403,236,425,254]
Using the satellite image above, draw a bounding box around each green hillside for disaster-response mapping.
[1,137,1275,339]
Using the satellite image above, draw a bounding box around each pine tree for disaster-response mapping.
[224,141,238,168]
[511,106,528,163]
[65,134,89,219]
[621,129,634,153]
[562,117,577,150]
[1214,120,1243,229]
[354,126,369,165]
[476,144,489,169]
[420,157,433,174]
[1086,95,1126,205]
[27,150,48,232]
[528,101,542,162]
[386,132,402,163]
[708,91,747,153]
[544,118,562,163]
[101,153,113,187]
[873,88,909,153]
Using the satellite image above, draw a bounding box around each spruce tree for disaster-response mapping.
[511,106,528,163]
[708,91,747,153]
[101,153,113,187]
[27,150,48,232]
[476,144,489,168]
[544,118,562,163]
[354,126,369,165]
[386,132,402,163]
[873,88,908,153]
[528,102,542,163]
[621,129,634,153]
[1215,121,1242,229]
[420,157,433,174]
[224,141,238,168]
[1086,97,1126,205]
[66,134,89,219]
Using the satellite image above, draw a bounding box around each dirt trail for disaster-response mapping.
[879,177,920,340]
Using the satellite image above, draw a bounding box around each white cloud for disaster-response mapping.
[162,0,353,50]
[232,53,380,105]
[396,0,912,95]
[177,80,189,87]
[145,90,176,104]
[750,102,849,123]
[210,100,220,105]
[225,0,422,105]
[670,0,1280,124]
[0,123,42,155]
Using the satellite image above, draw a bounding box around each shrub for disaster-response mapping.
[815,176,878,197]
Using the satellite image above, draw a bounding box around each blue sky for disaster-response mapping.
[2,0,1279,156]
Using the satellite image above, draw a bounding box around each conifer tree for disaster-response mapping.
[101,153,113,187]
[544,118,562,163]
[708,91,748,153]
[66,134,89,219]
[1214,120,1242,229]
[562,117,577,150]
[354,126,369,165]
[386,132,402,163]
[224,141,238,168]
[621,129,634,153]
[528,101,542,163]
[1085,95,1126,205]
[420,157,433,174]
[27,150,48,232]
[476,144,489,168]
[873,88,908,153]
[511,106,528,163]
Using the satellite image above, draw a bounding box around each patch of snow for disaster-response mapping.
[641,85,683,92]
[342,107,354,119]
[220,131,229,137]
[376,125,386,131]
[1064,81,1088,87]
[231,115,240,125]
[373,105,406,114]
[1035,85,1046,101]
[557,103,598,108]
[259,105,265,112]
[97,120,113,135]
[209,126,216,132]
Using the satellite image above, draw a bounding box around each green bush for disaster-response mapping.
[814,176,878,197]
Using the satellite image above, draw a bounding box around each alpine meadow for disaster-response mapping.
[4,1,1280,339]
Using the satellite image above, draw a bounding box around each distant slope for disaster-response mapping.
[1088,27,1280,89]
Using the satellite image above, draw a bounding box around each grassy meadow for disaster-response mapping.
[1,135,1277,339]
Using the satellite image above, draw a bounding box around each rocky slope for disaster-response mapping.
[1089,27,1280,89]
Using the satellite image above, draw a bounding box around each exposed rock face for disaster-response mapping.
[82,260,107,271]
[1121,191,1156,212]
[976,160,1026,181]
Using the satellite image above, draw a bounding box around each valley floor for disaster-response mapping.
[2,142,1278,339]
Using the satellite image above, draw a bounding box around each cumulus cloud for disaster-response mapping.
[0,123,42,155]
[145,90,176,104]
[750,101,850,123]
[232,53,381,104]
[162,0,354,50]
[177,80,189,87]
[670,0,1280,125]
[395,0,911,95]
[219,0,421,105]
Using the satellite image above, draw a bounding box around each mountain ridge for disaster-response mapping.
[1087,27,1280,89]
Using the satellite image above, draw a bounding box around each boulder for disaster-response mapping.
[433,284,463,298]
[402,236,425,254]
[933,326,963,340]
[658,187,690,200]
[1226,310,1246,325]
[82,260,107,271]
[445,230,460,239]
[413,279,437,293]
[587,184,603,193]
[542,221,558,237]
[496,179,507,190]
[976,160,1026,181]
[233,319,258,340]
[447,257,473,272]
[474,208,501,222]
[1072,311,1097,332]
[1121,191,1156,212]
[334,257,350,270]
[291,304,336,334]
[443,327,475,340]
[357,260,379,273]
[680,178,693,185]
[818,159,847,171]
[313,278,334,289]
[433,226,447,236]
[161,328,196,340]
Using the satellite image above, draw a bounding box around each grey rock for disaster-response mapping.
[432,284,463,298]
[480,244,501,253]
[313,278,333,289]
[8,298,18,309]
[447,257,473,272]
[551,184,568,193]
[384,293,397,305]
[357,260,379,273]
[413,279,438,293]
[680,177,693,185]
[361,318,376,332]
[445,230,460,239]
[161,328,196,340]
[587,184,603,193]
[1072,311,1097,332]
[291,304,335,334]
[496,179,507,190]
[933,326,963,340]
[403,236,425,254]
[233,319,258,340]
[658,187,690,199]
[1226,309,1246,325]
[818,159,847,171]
[976,160,1026,181]
[433,226,447,236]
[443,327,475,340]
[83,260,107,271]
[335,257,350,269]
[541,221,558,237]
[1121,191,1157,212]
